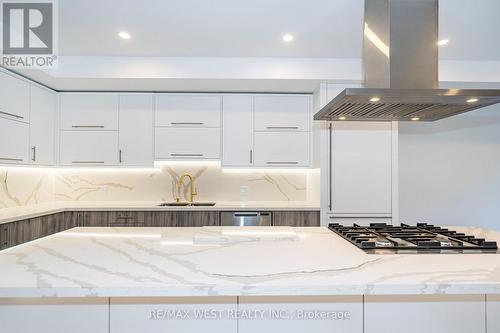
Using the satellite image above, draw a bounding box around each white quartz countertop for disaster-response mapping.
[0,226,499,298]
[0,201,320,224]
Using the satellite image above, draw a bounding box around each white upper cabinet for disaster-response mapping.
[155,94,221,127]
[331,122,393,214]
[155,127,220,160]
[30,86,56,165]
[119,95,154,167]
[254,131,310,167]
[254,95,311,131]
[222,95,254,167]
[0,71,30,122]
[60,93,119,130]
[60,131,119,166]
[0,118,29,164]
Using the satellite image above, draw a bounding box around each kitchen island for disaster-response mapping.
[0,226,499,333]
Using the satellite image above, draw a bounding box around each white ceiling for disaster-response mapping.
[8,0,500,91]
[57,0,500,60]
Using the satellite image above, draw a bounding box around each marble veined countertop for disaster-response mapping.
[0,226,499,298]
[0,201,320,224]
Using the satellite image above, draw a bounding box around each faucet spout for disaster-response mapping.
[176,173,197,204]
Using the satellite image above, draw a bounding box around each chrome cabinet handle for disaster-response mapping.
[71,125,105,128]
[266,161,299,165]
[71,161,105,164]
[170,153,204,157]
[0,110,24,119]
[171,122,204,125]
[250,149,253,164]
[0,157,23,162]
[119,149,123,163]
[31,146,36,162]
[266,126,299,130]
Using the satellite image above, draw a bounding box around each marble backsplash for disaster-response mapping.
[0,163,320,208]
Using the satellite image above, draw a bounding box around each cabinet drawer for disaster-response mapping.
[60,93,119,130]
[0,118,29,164]
[155,127,220,159]
[254,132,310,167]
[0,71,30,122]
[60,131,119,166]
[254,95,310,131]
[155,95,221,127]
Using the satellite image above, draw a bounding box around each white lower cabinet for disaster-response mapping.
[487,295,500,332]
[364,295,486,333]
[254,131,310,167]
[30,86,56,165]
[0,297,108,333]
[0,118,29,164]
[60,131,119,166]
[238,296,362,333]
[155,127,221,159]
[109,297,237,333]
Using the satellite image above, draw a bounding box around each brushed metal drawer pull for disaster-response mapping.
[31,146,36,162]
[171,122,204,125]
[170,153,204,157]
[0,157,23,161]
[119,149,123,163]
[266,126,299,130]
[71,161,105,164]
[0,110,24,119]
[71,125,105,128]
[266,161,299,165]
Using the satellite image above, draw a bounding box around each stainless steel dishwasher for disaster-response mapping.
[220,211,272,226]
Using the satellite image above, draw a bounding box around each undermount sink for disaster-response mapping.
[158,202,216,207]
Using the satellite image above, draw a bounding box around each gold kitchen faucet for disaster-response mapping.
[176,173,197,204]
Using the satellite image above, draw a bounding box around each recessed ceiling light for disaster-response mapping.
[370,97,380,102]
[466,98,479,103]
[411,117,420,121]
[437,39,449,46]
[118,31,131,40]
[282,34,294,43]
[338,116,346,120]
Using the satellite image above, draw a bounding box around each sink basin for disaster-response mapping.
[158,202,216,207]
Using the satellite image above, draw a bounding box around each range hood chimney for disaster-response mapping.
[314,0,500,122]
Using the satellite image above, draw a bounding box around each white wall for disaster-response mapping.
[399,101,500,230]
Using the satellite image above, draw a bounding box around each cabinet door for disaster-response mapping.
[0,118,29,164]
[365,295,485,333]
[273,211,320,226]
[254,95,310,131]
[30,86,56,165]
[331,122,392,214]
[60,131,119,166]
[60,93,119,130]
[222,95,254,166]
[110,297,237,333]
[119,95,154,166]
[487,295,500,333]
[146,211,219,227]
[254,132,310,167]
[0,298,109,333]
[155,94,221,127]
[239,296,363,333]
[155,127,220,159]
[0,71,30,122]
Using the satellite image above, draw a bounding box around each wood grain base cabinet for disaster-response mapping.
[273,211,320,227]
[147,211,219,227]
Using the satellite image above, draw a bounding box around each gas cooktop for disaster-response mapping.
[328,223,499,254]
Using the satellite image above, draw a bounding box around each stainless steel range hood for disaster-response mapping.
[314,0,500,122]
